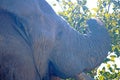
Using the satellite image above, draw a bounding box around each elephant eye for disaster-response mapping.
[56,31,63,40]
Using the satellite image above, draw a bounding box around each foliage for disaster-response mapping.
[95,53,120,80]
[53,0,120,79]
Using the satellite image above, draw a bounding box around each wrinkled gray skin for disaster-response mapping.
[0,0,111,80]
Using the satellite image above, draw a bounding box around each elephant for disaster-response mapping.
[0,0,111,80]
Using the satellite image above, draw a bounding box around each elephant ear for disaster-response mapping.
[0,9,31,46]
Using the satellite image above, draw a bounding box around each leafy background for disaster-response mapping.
[48,0,120,79]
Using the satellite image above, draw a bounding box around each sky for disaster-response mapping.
[46,0,120,68]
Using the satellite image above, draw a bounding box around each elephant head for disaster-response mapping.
[49,18,111,78]
[0,0,111,80]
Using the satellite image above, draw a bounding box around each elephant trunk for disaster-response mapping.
[50,18,111,78]
[79,19,111,71]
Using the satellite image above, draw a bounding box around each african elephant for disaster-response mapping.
[0,0,111,80]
